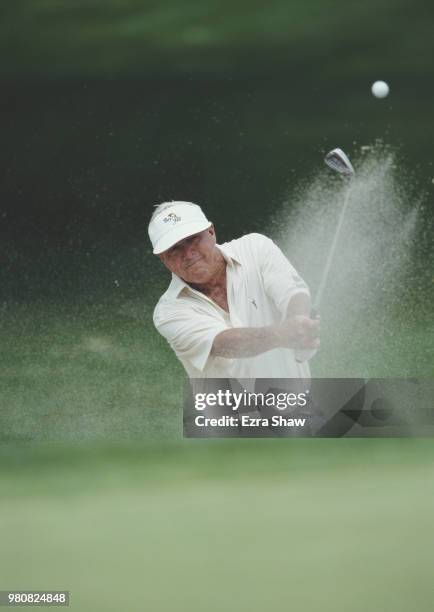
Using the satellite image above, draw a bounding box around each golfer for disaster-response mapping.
[149,201,320,379]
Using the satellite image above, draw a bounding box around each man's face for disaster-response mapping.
[158,226,220,283]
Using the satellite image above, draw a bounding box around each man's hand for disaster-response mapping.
[276,315,320,350]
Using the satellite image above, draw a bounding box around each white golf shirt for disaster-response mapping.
[153,233,312,379]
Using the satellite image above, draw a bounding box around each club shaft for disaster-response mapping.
[312,183,352,312]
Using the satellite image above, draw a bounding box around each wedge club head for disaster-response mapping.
[324,148,355,175]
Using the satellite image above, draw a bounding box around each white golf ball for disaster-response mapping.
[371,80,390,98]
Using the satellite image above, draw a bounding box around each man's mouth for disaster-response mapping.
[185,257,202,269]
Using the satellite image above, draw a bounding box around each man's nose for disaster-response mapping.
[182,241,197,259]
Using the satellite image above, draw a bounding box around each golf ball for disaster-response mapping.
[371,80,390,98]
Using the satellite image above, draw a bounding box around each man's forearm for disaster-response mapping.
[211,326,280,358]
[212,313,320,359]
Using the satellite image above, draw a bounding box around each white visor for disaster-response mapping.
[148,202,212,254]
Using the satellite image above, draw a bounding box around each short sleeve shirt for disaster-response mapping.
[153,233,311,379]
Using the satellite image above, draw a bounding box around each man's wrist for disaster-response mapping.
[268,323,286,349]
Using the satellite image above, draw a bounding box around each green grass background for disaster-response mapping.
[2,440,434,611]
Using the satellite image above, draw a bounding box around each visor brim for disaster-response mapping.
[153,221,212,254]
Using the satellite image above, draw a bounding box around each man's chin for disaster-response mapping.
[183,267,211,284]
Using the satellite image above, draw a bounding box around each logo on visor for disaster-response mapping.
[163,213,181,224]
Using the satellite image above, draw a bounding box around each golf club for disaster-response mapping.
[312,148,355,314]
[295,148,354,364]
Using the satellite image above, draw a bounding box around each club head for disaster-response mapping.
[324,148,355,175]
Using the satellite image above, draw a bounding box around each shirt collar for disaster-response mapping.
[166,242,241,299]
[216,242,241,266]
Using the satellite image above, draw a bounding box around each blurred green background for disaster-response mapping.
[1,1,433,610]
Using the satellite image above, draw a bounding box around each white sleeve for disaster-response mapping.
[153,305,230,373]
[255,234,311,319]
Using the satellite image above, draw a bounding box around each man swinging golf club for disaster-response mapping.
[149,201,320,380]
